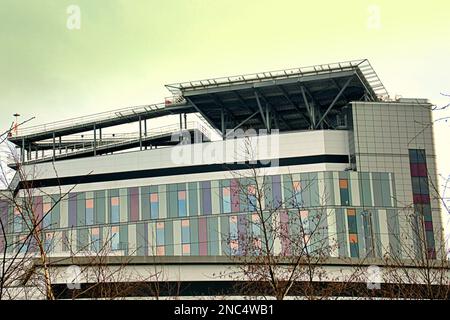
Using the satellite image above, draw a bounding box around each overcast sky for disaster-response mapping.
[1,0,449,229]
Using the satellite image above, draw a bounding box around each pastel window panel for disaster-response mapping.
[182,244,190,255]
[156,222,165,246]
[91,227,100,252]
[181,219,190,244]
[201,181,212,215]
[247,185,257,211]
[222,187,231,214]
[230,179,240,213]
[128,187,140,222]
[178,191,187,217]
[339,179,350,206]
[150,193,159,219]
[229,216,238,255]
[13,207,22,233]
[111,226,120,250]
[198,217,208,255]
[272,175,282,208]
[293,181,302,207]
[44,232,54,253]
[110,197,120,223]
[43,202,52,229]
[85,199,94,226]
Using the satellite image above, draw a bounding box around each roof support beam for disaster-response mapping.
[256,89,293,131]
[224,110,259,138]
[300,86,314,129]
[315,75,353,129]
[185,97,222,136]
[276,85,311,129]
[254,91,269,131]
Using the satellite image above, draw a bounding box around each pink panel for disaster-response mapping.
[198,217,208,256]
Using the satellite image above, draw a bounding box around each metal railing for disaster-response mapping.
[20,121,213,164]
[13,103,167,138]
[165,59,388,99]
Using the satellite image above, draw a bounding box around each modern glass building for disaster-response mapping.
[0,59,445,298]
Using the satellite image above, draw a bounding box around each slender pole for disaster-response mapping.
[139,116,142,151]
[52,133,56,160]
[93,124,97,156]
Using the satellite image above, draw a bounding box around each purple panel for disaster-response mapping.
[34,196,43,231]
[272,175,282,208]
[280,210,291,256]
[231,179,240,213]
[129,187,139,222]
[201,181,212,215]
[68,193,77,228]
[198,217,208,255]
[237,215,247,255]
[424,221,434,232]
[413,194,430,204]
[410,163,427,177]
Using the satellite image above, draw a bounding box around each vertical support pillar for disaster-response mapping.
[184,113,187,129]
[99,128,102,143]
[144,119,147,150]
[139,116,142,151]
[93,124,97,156]
[52,133,56,161]
[27,144,31,161]
[59,136,62,155]
[221,107,225,140]
[21,137,25,163]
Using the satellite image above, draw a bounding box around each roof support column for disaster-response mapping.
[139,116,143,151]
[315,75,353,129]
[52,133,56,161]
[255,91,269,131]
[21,137,25,163]
[93,124,97,156]
[186,97,222,137]
[144,119,148,150]
[301,86,315,129]
[59,136,62,155]
[184,113,187,129]
[221,107,225,140]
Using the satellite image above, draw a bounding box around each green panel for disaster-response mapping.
[359,172,372,207]
[136,223,146,256]
[77,228,89,251]
[167,184,178,218]
[208,217,219,255]
[188,182,198,216]
[51,201,60,229]
[95,190,106,224]
[165,220,174,255]
[190,217,199,255]
[264,176,273,209]
[380,173,392,207]
[300,173,311,207]
[220,215,230,255]
[309,173,319,207]
[371,173,383,207]
[119,225,128,254]
[77,193,86,227]
[335,208,348,257]
[324,173,335,205]
[283,174,294,208]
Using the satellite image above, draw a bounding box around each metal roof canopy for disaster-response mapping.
[166,59,388,135]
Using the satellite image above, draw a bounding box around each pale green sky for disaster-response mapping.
[0,0,449,194]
